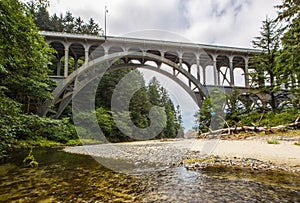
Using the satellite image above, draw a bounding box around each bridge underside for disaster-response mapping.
[40,31,291,118]
[43,52,209,118]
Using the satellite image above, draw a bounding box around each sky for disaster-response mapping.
[44,0,282,131]
[47,0,282,47]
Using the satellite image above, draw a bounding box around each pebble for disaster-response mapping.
[64,141,300,174]
[180,153,300,173]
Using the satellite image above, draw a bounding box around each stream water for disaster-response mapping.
[0,148,299,202]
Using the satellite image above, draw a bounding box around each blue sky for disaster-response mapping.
[35,0,282,131]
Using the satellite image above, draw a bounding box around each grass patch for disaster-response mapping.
[80,139,103,145]
[65,139,103,146]
[183,157,217,164]
[294,139,300,146]
[17,137,62,148]
[267,139,280,144]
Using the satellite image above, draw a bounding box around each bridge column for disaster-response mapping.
[229,56,234,86]
[64,44,70,77]
[56,57,61,76]
[179,55,183,68]
[212,55,219,86]
[244,57,250,88]
[203,66,206,85]
[196,55,200,81]
[85,46,89,65]
[159,51,165,69]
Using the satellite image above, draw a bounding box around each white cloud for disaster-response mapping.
[47,0,281,47]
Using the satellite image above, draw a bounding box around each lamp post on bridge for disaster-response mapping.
[104,5,108,39]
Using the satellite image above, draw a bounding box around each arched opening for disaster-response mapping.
[164,51,179,64]
[190,64,198,80]
[144,60,158,67]
[205,65,215,85]
[89,44,105,61]
[219,66,231,86]
[182,52,196,68]
[233,56,246,87]
[128,47,143,53]
[146,50,161,57]
[68,43,85,74]
[48,41,65,76]
[250,99,263,110]
[248,69,257,87]
[234,68,246,87]
[108,46,124,55]
[200,53,213,85]
[129,59,141,64]
[217,55,230,86]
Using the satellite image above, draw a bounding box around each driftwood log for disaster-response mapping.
[200,115,300,138]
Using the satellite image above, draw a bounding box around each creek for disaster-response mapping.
[0,148,299,202]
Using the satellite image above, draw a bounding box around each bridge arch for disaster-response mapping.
[43,51,208,118]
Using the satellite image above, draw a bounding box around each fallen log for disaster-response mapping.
[200,121,300,138]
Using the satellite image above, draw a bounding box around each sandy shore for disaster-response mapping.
[64,138,300,172]
[190,139,300,167]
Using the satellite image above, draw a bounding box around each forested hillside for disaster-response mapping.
[0,0,182,159]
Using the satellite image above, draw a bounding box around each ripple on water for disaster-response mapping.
[0,148,299,202]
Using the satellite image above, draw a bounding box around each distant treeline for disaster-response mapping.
[26,0,102,35]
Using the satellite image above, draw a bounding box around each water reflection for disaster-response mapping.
[0,148,299,202]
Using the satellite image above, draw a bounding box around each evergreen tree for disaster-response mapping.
[83,18,102,35]
[147,77,180,138]
[276,14,300,108]
[50,13,64,32]
[63,11,75,33]
[249,17,282,110]
[194,88,226,133]
[276,0,300,23]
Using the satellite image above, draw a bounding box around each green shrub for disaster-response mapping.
[0,92,23,159]
[267,139,280,144]
[16,115,77,143]
[294,139,300,146]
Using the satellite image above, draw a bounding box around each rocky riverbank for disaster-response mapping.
[64,138,300,173]
[180,153,300,173]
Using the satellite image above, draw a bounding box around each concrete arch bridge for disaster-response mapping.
[39,31,276,118]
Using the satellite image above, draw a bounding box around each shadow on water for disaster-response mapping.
[0,148,299,202]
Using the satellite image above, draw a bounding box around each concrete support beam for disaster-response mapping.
[212,55,219,86]
[56,58,61,76]
[64,46,69,77]
[179,57,183,68]
[244,57,250,88]
[85,46,89,65]
[229,56,234,86]
[203,66,206,85]
[196,55,200,81]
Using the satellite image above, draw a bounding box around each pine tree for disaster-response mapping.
[249,17,282,110]
[276,14,300,108]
